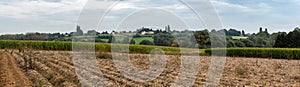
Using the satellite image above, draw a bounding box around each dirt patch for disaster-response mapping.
[0,52,32,87]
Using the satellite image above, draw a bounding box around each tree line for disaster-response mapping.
[149,27,300,48]
[0,26,299,48]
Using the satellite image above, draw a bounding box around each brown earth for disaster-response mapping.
[0,51,32,87]
[1,50,300,87]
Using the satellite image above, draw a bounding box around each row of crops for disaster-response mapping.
[205,48,300,60]
[1,40,299,59]
[0,40,182,54]
[0,40,72,51]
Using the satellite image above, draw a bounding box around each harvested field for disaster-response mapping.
[0,49,300,86]
[0,52,32,87]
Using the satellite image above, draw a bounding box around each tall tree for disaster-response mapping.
[259,27,263,33]
[242,30,246,36]
[153,33,174,46]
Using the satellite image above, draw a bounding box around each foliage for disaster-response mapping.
[194,30,210,48]
[120,37,133,44]
[274,28,300,48]
[139,40,154,45]
[231,36,248,40]
[240,39,255,47]
[108,36,116,43]
[153,33,174,46]
[130,39,136,44]
[133,37,153,45]
[1,27,300,49]
[0,33,65,41]
[234,40,246,47]
[227,40,236,47]
[226,29,241,36]
[205,48,300,60]
[0,40,200,54]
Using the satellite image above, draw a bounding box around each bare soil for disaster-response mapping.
[0,52,32,87]
[0,50,300,87]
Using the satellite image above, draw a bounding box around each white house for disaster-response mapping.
[141,31,154,35]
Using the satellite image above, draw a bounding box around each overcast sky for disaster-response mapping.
[0,0,300,34]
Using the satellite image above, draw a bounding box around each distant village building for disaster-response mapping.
[75,25,83,36]
[119,31,127,34]
[87,30,98,36]
[141,31,154,35]
[111,31,116,35]
[165,25,171,32]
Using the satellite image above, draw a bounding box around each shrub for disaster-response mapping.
[139,40,154,45]
[153,33,174,46]
[205,48,300,59]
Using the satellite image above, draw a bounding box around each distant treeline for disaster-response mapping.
[0,26,300,48]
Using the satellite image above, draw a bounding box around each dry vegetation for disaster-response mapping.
[0,49,300,86]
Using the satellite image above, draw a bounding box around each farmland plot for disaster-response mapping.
[0,50,300,86]
[0,51,32,87]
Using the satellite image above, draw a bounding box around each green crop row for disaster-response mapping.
[205,48,300,59]
[0,40,190,54]
[1,40,299,59]
[0,40,72,51]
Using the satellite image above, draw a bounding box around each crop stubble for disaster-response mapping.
[0,50,300,86]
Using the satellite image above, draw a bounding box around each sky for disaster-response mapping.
[0,0,300,34]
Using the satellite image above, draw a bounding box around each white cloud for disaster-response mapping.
[3,0,297,34]
[211,0,272,13]
[110,2,141,11]
[159,4,188,10]
[0,0,87,19]
[211,0,250,12]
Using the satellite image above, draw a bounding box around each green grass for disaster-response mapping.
[133,37,154,44]
[100,39,109,42]
[205,48,300,59]
[232,36,248,39]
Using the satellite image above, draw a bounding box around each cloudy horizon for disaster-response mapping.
[1,0,300,35]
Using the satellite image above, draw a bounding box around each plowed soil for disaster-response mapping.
[1,49,300,86]
[0,52,31,87]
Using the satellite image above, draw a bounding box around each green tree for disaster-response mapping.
[227,40,236,47]
[285,28,300,47]
[108,36,116,43]
[153,33,174,46]
[242,30,246,36]
[130,39,136,44]
[259,27,263,33]
[140,40,154,45]
[122,37,136,44]
[226,29,241,36]
[194,30,210,48]
[240,39,254,47]
[235,40,246,47]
